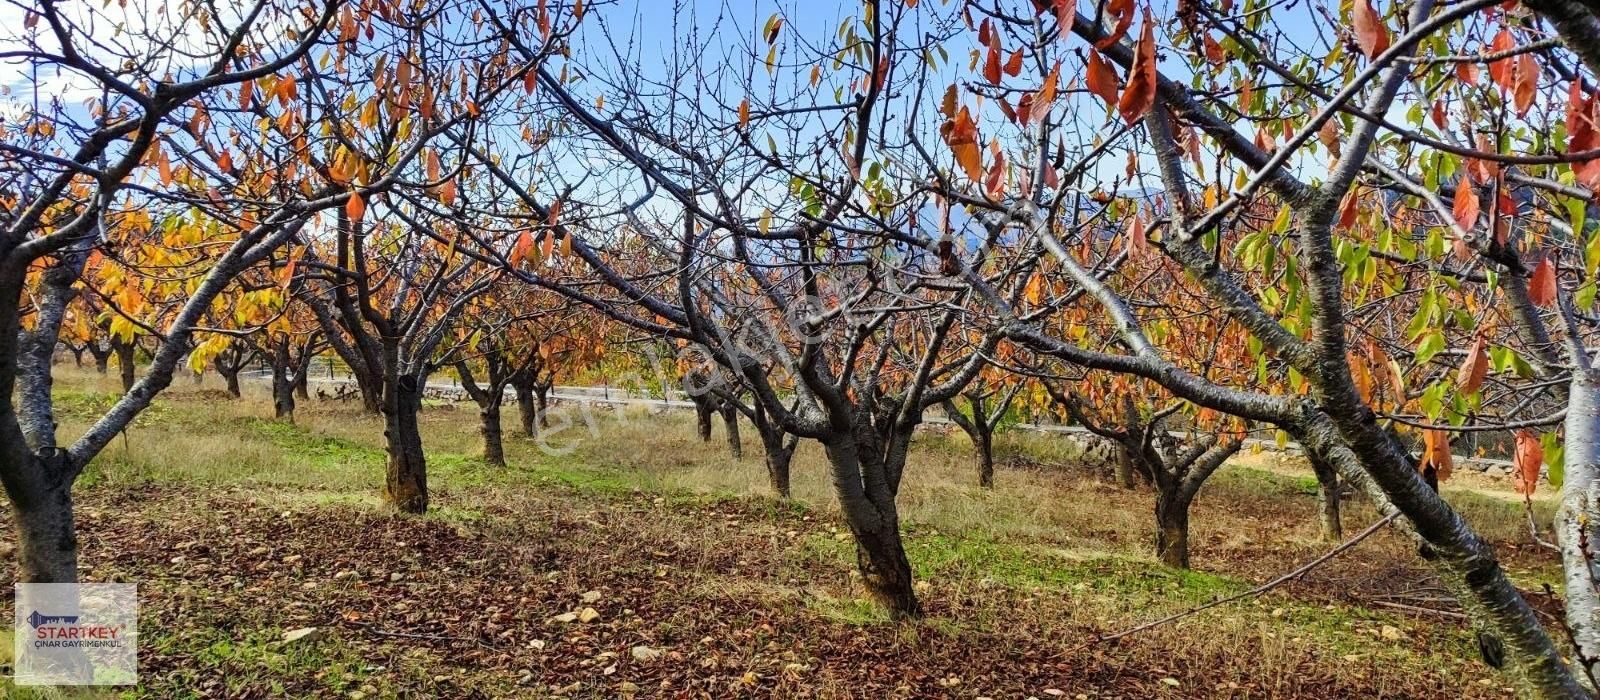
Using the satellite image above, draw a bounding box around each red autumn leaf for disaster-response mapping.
[1116,10,1157,125]
[510,229,534,268]
[1053,0,1074,36]
[983,44,1002,84]
[1003,48,1024,77]
[1095,0,1135,49]
[1456,334,1488,394]
[1513,429,1544,495]
[1514,53,1538,116]
[1085,50,1121,109]
[1452,182,1479,232]
[1203,34,1225,65]
[1126,215,1147,255]
[1353,0,1390,59]
[1488,29,1515,92]
[1528,256,1558,307]
[1337,189,1360,230]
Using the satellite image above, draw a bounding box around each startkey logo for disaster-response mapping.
[12,584,137,685]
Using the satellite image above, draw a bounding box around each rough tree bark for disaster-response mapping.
[382,374,428,514]
[272,335,296,421]
[112,337,135,392]
[752,402,797,499]
[719,401,742,458]
[1305,448,1343,541]
[514,383,537,437]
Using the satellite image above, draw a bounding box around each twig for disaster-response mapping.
[1545,583,1600,690]
[1073,513,1399,650]
[1525,496,1561,553]
[1370,600,1468,620]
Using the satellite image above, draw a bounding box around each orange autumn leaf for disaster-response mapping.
[1452,182,1479,232]
[1420,429,1453,482]
[1116,10,1157,125]
[346,191,366,221]
[510,229,534,268]
[983,44,1002,84]
[1029,61,1062,124]
[1513,429,1543,495]
[1085,50,1120,110]
[945,106,984,184]
[1456,334,1488,394]
[1353,0,1390,59]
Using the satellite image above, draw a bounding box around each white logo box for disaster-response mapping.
[12,583,137,686]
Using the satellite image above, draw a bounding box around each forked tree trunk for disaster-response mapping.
[294,371,309,400]
[383,375,428,514]
[515,385,537,437]
[92,352,108,375]
[1154,490,1192,569]
[480,403,505,467]
[823,437,919,619]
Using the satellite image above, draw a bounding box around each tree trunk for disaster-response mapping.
[1154,491,1191,569]
[753,403,794,499]
[823,439,919,619]
[70,347,84,368]
[694,396,714,441]
[294,370,309,400]
[356,368,384,414]
[720,403,742,458]
[480,403,505,467]
[1114,446,1137,490]
[221,368,241,398]
[1308,451,1343,541]
[16,482,79,583]
[851,513,919,618]
[114,340,135,392]
[515,385,538,437]
[976,427,995,488]
[535,383,551,428]
[382,375,428,514]
[93,352,108,375]
[765,445,794,499]
[271,336,295,420]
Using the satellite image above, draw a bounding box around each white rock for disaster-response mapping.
[282,627,324,644]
